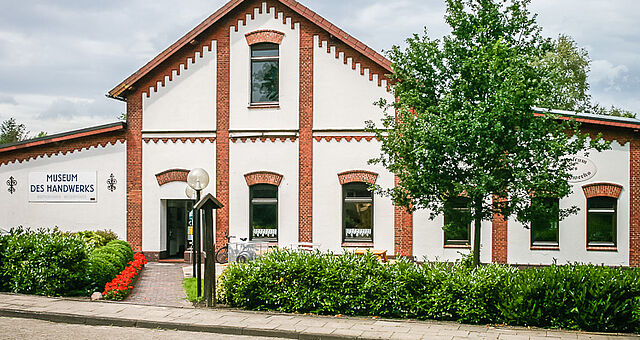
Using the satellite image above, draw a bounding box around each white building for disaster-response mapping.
[1,0,639,267]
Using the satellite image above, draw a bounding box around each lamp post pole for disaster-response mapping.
[186,168,210,300]
[195,188,202,298]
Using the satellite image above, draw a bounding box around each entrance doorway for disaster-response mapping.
[166,200,193,259]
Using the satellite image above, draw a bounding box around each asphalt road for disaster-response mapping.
[0,316,280,340]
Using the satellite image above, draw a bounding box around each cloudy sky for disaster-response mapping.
[0,0,639,135]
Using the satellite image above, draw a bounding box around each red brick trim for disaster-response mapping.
[0,123,125,154]
[245,29,285,45]
[126,91,143,252]
[582,182,623,199]
[230,137,296,143]
[0,136,125,166]
[393,175,413,258]
[313,136,378,142]
[155,169,190,186]
[298,20,314,244]
[216,22,230,251]
[108,0,391,98]
[630,138,640,267]
[337,170,378,185]
[492,196,508,264]
[143,137,216,144]
[244,171,284,187]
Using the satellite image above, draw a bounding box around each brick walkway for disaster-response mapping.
[125,262,192,308]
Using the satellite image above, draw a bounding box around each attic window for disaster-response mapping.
[251,43,279,105]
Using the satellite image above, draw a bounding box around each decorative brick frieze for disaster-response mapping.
[245,29,285,45]
[0,136,125,166]
[143,137,216,144]
[231,137,297,143]
[337,170,378,185]
[155,169,190,186]
[244,171,284,187]
[582,182,623,199]
[313,136,378,142]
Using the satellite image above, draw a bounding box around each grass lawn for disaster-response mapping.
[182,278,204,303]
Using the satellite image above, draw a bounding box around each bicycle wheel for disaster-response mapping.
[215,247,228,264]
[236,253,250,263]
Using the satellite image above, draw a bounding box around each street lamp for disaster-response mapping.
[187,168,209,298]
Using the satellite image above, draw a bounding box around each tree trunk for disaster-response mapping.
[473,199,482,267]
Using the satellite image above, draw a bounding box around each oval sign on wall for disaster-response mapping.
[568,156,597,183]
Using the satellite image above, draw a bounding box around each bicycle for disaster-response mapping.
[215,234,250,263]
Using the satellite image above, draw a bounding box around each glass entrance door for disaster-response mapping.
[166,200,193,259]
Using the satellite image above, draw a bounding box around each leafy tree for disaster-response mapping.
[536,35,592,113]
[536,34,636,118]
[0,118,29,145]
[369,0,608,266]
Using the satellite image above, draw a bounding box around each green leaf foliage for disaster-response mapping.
[368,0,610,266]
[0,227,89,296]
[221,250,640,333]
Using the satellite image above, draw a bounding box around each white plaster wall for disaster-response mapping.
[0,142,126,238]
[313,140,395,254]
[412,209,493,263]
[228,140,299,247]
[313,36,393,130]
[229,3,300,131]
[142,140,216,252]
[508,142,630,266]
[143,41,217,132]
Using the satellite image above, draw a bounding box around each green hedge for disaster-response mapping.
[67,230,118,252]
[0,227,89,296]
[221,250,640,333]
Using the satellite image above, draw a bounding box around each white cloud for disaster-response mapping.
[591,60,629,92]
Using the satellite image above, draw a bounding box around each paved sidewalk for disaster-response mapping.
[124,262,192,308]
[0,293,637,340]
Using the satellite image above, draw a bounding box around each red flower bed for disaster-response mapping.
[103,252,147,300]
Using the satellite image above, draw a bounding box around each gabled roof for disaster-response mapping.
[108,0,392,99]
[0,122,125,154]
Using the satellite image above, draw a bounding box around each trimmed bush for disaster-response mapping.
[86,239,134,291]
[0,227,89,296]
[221,250,640,333]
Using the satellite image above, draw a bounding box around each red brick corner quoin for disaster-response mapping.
[155,169,190,186]
[245,29,285,45]
[582,182,623,199]
[244,171,284,187]
[338,170,378,185]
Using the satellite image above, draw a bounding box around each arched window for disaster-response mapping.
[587,196,617,247]
[251,43,279,104]
[250,184,278,241]
[342,182,373,242]
[443,197,471,246]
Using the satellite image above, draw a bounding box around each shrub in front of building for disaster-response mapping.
[221,250,640,333]
[0,227,89,296]
[87,240,135,291]
[65,229,118,252]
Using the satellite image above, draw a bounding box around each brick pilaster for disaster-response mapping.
[491,197,508,264]
[215,28,230,250]
[393,175,413,257]
[630,137,640,267]
[298,25,314,243]
[126,92,143,252]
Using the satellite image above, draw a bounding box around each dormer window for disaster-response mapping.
[251,43,279,105]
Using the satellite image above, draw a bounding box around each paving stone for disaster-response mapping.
[359,330,395,339]
[125,263,192,308]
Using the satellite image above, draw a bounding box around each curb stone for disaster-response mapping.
[0,307,362,340]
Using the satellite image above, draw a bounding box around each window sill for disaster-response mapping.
[587,246,617,252]
[342,242,374,248]
[248,104,280,109]
[530,245,560,251]
[443,244,471,249]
